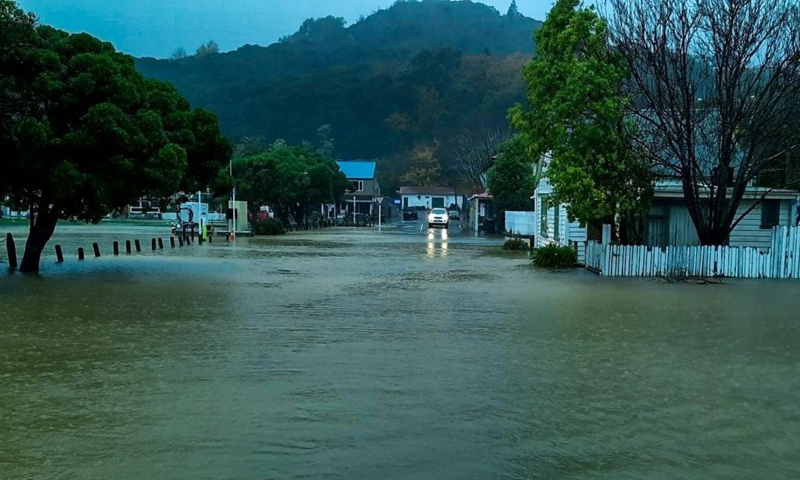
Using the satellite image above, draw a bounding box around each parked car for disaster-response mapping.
[427,208,450,229]
[448,210,460,220]
[403,209,418,221]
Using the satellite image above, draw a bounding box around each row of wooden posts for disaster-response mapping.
[4,231,213,270]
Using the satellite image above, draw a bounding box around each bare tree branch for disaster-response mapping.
[607,0,800,244]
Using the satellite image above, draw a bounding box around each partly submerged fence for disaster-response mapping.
[586,226,800,279]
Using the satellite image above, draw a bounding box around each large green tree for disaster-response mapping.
[487,135,537,213]
[1,2,231,272]
[232,144,349,226]
[509,0,653,244]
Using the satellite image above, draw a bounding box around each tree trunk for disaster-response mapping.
[19,208,59,273]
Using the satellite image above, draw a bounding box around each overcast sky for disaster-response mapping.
[17,0,554,58]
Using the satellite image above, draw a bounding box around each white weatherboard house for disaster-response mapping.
[534,176,589,265]
[534,176,800,266]
[400,187,463,210]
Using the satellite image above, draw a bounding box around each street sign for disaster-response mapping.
[376,196,384,203]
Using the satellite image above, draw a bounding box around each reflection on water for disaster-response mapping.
[426,229,449,258]
[1,225,800,480]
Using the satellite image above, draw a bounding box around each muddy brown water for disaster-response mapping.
[2,223,799,479]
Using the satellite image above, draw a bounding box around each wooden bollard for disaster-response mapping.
[6,233,18,270]
[93,243,101,258]
[151,238,157,250]
[125,240,132,254]
[77,247,85,261]
[158,238,164,250]
[55,244,64,263]
[134,239,141,252]
[170,237,176,248]
[178,236,184,247]
[113,241,120,256]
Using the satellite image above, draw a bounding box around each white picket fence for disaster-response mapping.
[585,226,800,279]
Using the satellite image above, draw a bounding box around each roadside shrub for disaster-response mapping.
[503,238,530,251]
[252,218,286,236]
[532,244,577,269]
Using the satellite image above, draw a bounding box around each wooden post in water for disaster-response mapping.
[113,241,119,256]
[6,233,18,270]
[170,237,176,248]
[77,247,85,261]
[93,243,101,258]
[55,244,64,263]
[125,240,132,254]
[151,238,157,251]
[135,239,142,252]
[158,238,164,250]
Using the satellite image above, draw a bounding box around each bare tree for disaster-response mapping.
[607,0,800,245]
[450,126,510,190]
[169,47,188,61]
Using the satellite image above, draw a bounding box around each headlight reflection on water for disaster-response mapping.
[426,229,448,258]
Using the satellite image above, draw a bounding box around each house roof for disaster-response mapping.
[653,181,800,200]
[399,186,456,196]
[336,160,376,180]
[469,192,493,200]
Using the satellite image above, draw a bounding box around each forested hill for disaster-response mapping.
[135,0,541,163]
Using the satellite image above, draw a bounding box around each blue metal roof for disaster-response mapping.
[336,160,376,179]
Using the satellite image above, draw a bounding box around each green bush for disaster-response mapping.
[503,238,530,251]
[532,244,577,269]
[252,218,286,236]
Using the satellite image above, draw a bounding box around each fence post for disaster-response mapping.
[178,236,184,247]
[93,243,101,258]
[158,238,164,250]
[151,238,157,251]
[125,240,132,254]
[134,239,142,252]
[6,233,18,270]
[113,241,120,256]
[78,247,85,261]
[55,244,64,263]
[170,237,176,248]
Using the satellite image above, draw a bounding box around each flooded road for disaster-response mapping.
[2,222,800,479]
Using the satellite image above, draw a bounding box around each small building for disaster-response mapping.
[468,192,496,233]
[399,186,463,211]
[644,182,799,250]
[336,160,382,216]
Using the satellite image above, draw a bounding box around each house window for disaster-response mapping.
[540,195,549,237]
[352,181,364,192]
[553,202,560,241]
[761,200,781,229]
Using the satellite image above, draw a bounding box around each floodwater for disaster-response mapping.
[1,221,799,480]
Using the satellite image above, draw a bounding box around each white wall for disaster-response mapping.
[534,177,587,264]
[402,194,462,209]
[505,211,536,236]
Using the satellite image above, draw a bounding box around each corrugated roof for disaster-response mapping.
[399,186,456,196]
[336,160,376,179]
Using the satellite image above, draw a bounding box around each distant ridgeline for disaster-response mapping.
[135,1,542,160]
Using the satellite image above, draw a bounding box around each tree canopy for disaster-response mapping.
[487,135,536,213]
[510,0,653,243]
[231,144,349,226]
[1,1,231,271]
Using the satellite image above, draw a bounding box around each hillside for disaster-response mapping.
[135,1,541,172]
